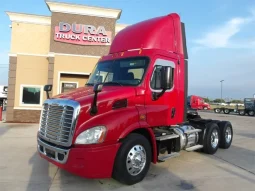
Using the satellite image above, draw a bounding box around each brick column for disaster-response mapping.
[6,56,17,122]
[47,55,55,98]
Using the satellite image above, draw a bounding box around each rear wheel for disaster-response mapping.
[203,123,220,154]
[112,133,151,185]
[214,108,221,113]
[218,121,233,149]
[224,109,230,114]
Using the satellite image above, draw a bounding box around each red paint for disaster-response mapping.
[54,26,112,46]
[40,13,187,178]
[40,142,120,178]
[188,95,211,110]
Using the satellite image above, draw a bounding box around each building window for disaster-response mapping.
[20,85,43,106]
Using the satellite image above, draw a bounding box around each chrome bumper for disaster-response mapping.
[37,138,70,164]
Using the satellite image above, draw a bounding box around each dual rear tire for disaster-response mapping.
[203,122,233,154]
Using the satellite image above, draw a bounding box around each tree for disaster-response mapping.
[203,97,210,103]
[213,99,225,103]
[232,100,243,104]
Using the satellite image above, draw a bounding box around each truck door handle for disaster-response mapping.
[171,108,176,118]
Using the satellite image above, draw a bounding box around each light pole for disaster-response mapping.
[220,80,224,102]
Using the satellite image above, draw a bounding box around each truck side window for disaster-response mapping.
[150,65,174,90]
[150,66,162,90]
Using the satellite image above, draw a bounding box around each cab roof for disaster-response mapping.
[109,13,187,58]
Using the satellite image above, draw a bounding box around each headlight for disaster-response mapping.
[75,126,107,144]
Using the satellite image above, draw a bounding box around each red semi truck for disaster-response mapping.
[37,13,233,185]
[188,95,211,110]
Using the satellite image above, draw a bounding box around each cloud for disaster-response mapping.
[194,9,255,49]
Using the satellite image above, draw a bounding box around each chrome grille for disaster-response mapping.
[39,99,80,147]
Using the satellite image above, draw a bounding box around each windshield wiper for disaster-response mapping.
[85,83,94,86]
[103,82,123,86]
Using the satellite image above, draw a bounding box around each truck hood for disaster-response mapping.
[53,86,139,141]
[52,85,137,109]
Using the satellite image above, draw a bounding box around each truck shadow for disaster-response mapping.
[236,133,255,139]
[53,160,199,191]
[204,145,255,184]
[0,123,9,137]
[25,152,53,191]
[25,145,255,191]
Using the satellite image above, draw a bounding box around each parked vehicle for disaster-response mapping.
[37,13,233,185]
[187,95,211,110]
[0,85,7,111]
[214,98,254,116]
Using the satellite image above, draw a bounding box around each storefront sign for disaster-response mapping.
[54,22,112,46]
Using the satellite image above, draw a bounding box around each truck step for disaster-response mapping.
[158,152,180,162]
[184,129,202,134]
[156,134,179,141]
[185,145,203,152]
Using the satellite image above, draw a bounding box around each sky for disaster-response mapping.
[0,0,255,100]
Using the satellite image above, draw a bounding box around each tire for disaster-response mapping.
[239,110,245,116]
[112,133,152,185]
[224,109,230,114]
[248,111,255,116]
[214,108,221,113]
[203,123,220,154]
[203,107,208,110]
[218,121,233,149]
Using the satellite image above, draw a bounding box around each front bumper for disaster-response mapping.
[37,138,121,178]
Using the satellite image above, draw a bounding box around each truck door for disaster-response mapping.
[145,57,179,126]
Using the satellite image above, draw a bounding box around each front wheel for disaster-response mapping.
[248,111,254,116]
[239,110,245,116]
[112,133,152,185]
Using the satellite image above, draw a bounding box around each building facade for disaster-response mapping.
[6,1,127,123]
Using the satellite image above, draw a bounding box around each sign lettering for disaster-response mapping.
[54,22,112,46]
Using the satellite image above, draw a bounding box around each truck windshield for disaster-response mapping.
[86,57,149,86]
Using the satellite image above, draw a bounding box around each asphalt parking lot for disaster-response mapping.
[0,112,254,191]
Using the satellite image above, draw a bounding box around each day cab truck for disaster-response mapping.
[187,95,211,110]
[37,13,233,185]
[214,98,255,116]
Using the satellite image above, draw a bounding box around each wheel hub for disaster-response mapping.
[211,129,219,148]
[126,145,146,176]
[225,126,232,143]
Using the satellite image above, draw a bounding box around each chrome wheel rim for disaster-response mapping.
[225,126,232,143]
[211,129,219,148]
[126,145,146,176]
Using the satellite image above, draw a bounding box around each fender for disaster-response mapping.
[119,121,158,164]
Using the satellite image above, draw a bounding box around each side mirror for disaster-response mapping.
[93,83,103,93]
[3,86,8,93]
[90,83,103,115]
[160,66,172,90]
[44,84,52,92]
[44,84,52,99]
